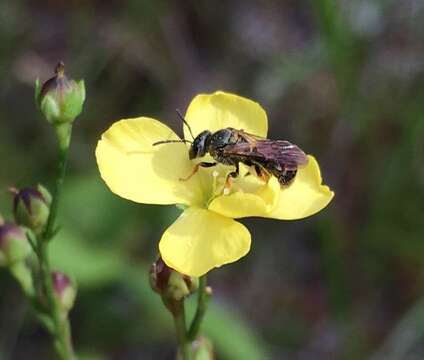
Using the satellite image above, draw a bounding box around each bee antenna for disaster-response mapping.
[153,139,192,146]
[176,109,195,140]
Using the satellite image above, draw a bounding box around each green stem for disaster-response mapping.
[173,301,190,360]
[36,123,75,359]
[188,275,210,341]
[43,124,72,241]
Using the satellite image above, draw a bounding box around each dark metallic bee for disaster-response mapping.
[153,111,308,186]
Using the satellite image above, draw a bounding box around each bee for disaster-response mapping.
[153,111,308,187]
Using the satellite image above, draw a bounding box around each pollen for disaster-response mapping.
[223,187,230,196]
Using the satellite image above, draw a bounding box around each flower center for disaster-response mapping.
[207,169,227,205]
[201,163,267,207]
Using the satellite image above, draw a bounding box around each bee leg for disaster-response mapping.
[179,162,216,181]
[257,167,271,183]
[251,164,261,177]
[243,162,256,177]
[224,163,239,192]
[247,164,270,182]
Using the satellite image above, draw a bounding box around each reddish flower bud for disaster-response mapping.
[52,271,77,312]
[35,62,85,126]
[150,258,199,302]
[11,184,51,234]
[0,223,31,266]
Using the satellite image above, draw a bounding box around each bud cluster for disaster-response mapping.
[0,184,52,267]
[0,62,83,359]
[1,184,76,314]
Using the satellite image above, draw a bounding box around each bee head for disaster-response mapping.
[189,130,212,159]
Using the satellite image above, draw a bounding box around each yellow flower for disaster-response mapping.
[96,91,334,276]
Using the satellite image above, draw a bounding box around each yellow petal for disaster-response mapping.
[159,207,251,276]
[184,91,268,140]
[267,155,334,220]
[208,174,281,218]
[96,117,203,205]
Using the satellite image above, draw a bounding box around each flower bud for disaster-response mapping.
[35,62,85,126]
[150,258,199,302]
[0,223,31,267]
[12,184,51,234]
[52,271,77,312]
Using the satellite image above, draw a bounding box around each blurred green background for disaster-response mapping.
[1,0,424,359]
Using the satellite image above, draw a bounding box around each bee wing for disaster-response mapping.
[231,129,265,143]
[260,140,308,167]
[224,139,308,168]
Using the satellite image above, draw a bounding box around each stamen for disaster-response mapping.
[211,170,218,196]
[206,169,234,206]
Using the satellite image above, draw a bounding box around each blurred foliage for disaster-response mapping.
[1,0,424,359]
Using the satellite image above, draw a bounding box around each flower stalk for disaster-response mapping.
[165,276,212,360]
[43,127,72,240]
[188,275,211,341]
[9,131,76,359]
[0,62,83,360]
[32,124,75,359]
[150,258,212,359]
[173,301,190,360]
[31,62,82,359]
